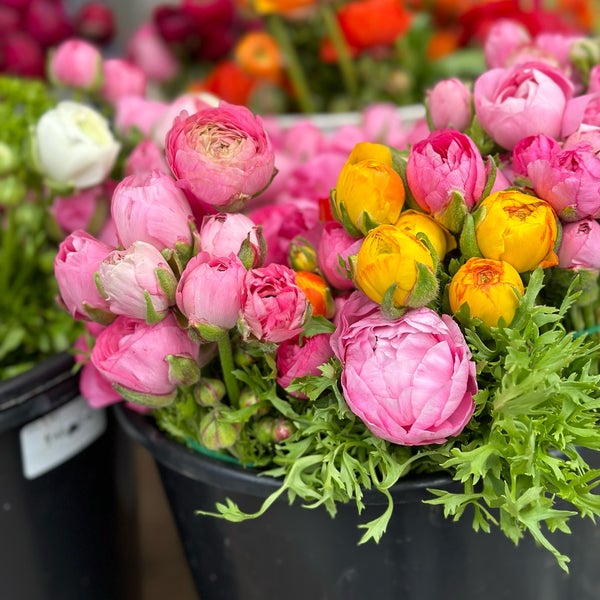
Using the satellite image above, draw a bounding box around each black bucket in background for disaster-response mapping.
[0,354,139,600]
[115,404,600,600]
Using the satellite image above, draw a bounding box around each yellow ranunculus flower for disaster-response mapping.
[355,224,436,308]
[251,0,317,14]
[394,209,457,260]
[346,141,394,166]
[474,190,559,273]
[333,150,405,236]
[448,257,525,327]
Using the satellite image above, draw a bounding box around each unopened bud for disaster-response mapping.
[166,353,200,387]
[289,236,318,272]
[194,378,226,407]
[199,410,240,450]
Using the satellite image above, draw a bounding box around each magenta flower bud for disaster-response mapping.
[272,417,295,442]
[54,230,114,323]
[176,252,246,337]
[100,58,147,105]
[48,38,103,91]
[91,314,202,406]
[473,61,574,150]
[276,333,334,398]
[512,134,561,179]
[483,19,531,68]
[24,0,73,47]
[200,213,264,267]
[331,295,477,446]
[74,2,115,46]
[0,31,45,78]
[558,219,600,271]
[426,78,472,132]
[317,222,363,291]
[165,102,275,212]
[97,241,177,323]
[240,263,309,344]
[406,129,487,232]
[111,170,194,252]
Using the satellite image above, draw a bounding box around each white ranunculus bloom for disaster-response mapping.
[33,100,121,189]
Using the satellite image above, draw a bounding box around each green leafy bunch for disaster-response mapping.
[154,268,600,572]
[0,76,83,379]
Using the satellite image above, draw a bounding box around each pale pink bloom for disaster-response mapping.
[240,263,309,343]
[276,333,334,397]
[330,297,477,446]
[114,96,168,139]
[97,241,177,321]
[406,129,487,219]
[50,184,108,236]
[126,22,179,83]
[111,170,194,251]
[54,230,114,321]
[125,140,170,176]
[562,92,600,138]
[100,58,147,105]
[360,102,409,148]
[426,78,472,131]
[91,314,201,397]
[558,218,600,270]
[563,128,600,153]
[473,61,574,150]
[317,221,362,291]
[48,38,102,91]
[165,102,275,212]
[200,213,263,266]
[278,120,325,163]
[483,19,530,68]
[176,252,246,332]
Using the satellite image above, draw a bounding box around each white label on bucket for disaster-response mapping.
[19,396,107,480]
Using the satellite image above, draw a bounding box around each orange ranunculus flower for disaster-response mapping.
[333,143,405,236]
[394,210,457,260]
[295,271,335,318]
[426,29,460,60]
[336,0,413,51]
[474,190,559,273]
[234,31,283,83]
[354,225,437,309]
[252,0,317,15]
[189,60,258,106]
[448,257,524,327]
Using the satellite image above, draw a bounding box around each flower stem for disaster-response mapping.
[319,4,358,107]
[267,14,316,114]
[217,334,240,406]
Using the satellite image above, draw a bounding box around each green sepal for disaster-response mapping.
[330,189,363,237]
[302,315,336,338]
[194,322,227,342]
[144,290,165,324]
[166,353,200,386]
[406,262,439,308]
[155,266,177,303]
[415,231,439,272]
[81,301,116,325]
[459,211,483,260]
[112,383,177,408]
[380,283,407,319]
[360,209,381,234]
[436,190,468,234]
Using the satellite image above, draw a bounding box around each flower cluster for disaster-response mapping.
[54,18,600,570]
[125,0,593,114]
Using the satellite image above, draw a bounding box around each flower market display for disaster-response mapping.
[49,12,600,573]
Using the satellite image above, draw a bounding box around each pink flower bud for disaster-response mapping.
[426,78,472,131]
[483,19,530,68]
[199,410,239,450]
[317,222,363,291]
[100,58,147,105]
[97,241,177,322]
[558,218,600,271]
[48,38,103,91]
[124,140,170,176]
[126,22,179,84]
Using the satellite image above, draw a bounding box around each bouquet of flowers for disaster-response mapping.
[126,0,593,114]
[54,19,600,571]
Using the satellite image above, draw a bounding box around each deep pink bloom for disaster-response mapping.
[91,314,201,397]
[276,333,334,397]
[558,219,600,271]
[0,31,45,78]
[165,102,275,212]
[426,78,472,131]
[512,134,562,179]
[473,61,574,150]
[317,221,363,291]
[97,241,177,321]
[74,2,115,46]
[100,58,147,105]
[111,170,194,251]
[54,230,114,321]
[240,264,309,343]
[126,22,179,84]
[330,297,477,446]
[176,252,246,332]
[48,38,102,90]
[24,0,73,47]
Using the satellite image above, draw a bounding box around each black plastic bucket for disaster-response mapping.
[0,354,139,600]
[115,405,600,600]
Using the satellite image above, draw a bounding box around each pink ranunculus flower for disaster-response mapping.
[114,95,168,140]
[330,297,477,446]
[276,333,335,397]
[406,129,487,230]
[111,170,194,251]
[359,102,410,148]
[425,78,472,131]
[483,19,531,68]
[91,313,201,399]
[525,141,600,221]
[240,263,309,343]
[124,140,170,176]
[80,362,124,408]
[200,213,263,267]
[100,58,147,105]
[97,241,177,322]
[558,218,600,271]
[176,252,246,336]
[561,92,600,139]
[473,61,574,150]
[165,102,276,212]
[54,230,114,322]
[512,134,562,179]
[589,65,600,94]
[50,184,108,236]
[317,221,363,291]
[48,38,103,91]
